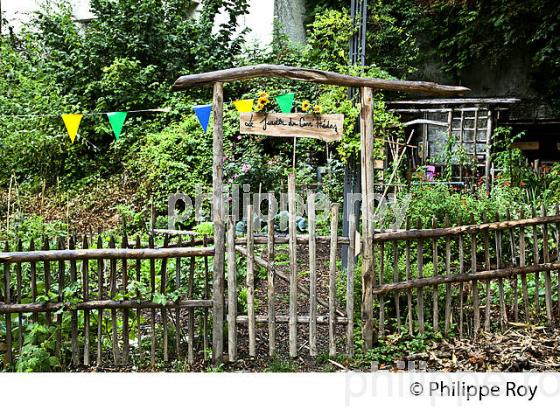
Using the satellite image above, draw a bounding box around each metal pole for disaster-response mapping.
[342,0,367,270]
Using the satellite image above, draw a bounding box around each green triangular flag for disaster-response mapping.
[107,112,127,140]
[275,93,295,113]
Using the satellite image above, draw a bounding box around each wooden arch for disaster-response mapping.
[172,64,469,363]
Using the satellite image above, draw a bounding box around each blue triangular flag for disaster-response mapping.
[193,104,212,133]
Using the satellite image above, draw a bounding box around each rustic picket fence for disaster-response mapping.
[370,204,560,339]
[0,235,214,368]
[2,198,560,369]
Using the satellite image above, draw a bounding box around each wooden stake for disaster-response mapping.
[288,173,298,357]
[346,211,356,356]
[267,196,276,356]
[227,217,237,361]
[246,205,256,357]
[541,205,553,323]
[328,203,339,356]
[82,236,90,366]
[308,191,317,356]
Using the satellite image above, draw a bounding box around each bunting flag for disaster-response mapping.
[233,99,254,113]
[193,104,212,132]
[107,112,127,140]
[275,92,295,113]
[61,114,83,143]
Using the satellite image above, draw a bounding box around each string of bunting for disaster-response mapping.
[0,108,169,144]
[194,92,296,132]
[1,92,298,141]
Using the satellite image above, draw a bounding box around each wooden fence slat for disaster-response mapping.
[26,239,36,325]
[393,236,400,330]
[482,214,492,332]
[202,235,210,356]
[416,219,425,334]
[431,216,439,333]
[346,211,356,356]
[531,206,541,318]
[328,203,339,356]
[308,191,317,356]
[16,239,23,352]
[188,236,195,364]
[175,236,182,360]
[161,235,170,362]
[82,236,90,366]
[135,236,143,361]
[96,235,104,366]
[69,236,79,366]
[3,241,13,367]
[518,209,529,321]
[458,216,464,338]
[149,235,156,368]
[470,214,480,336]
[495,213,507,330]
[121,234,130,365]
[405,218,413,335]
[267,196,276,356]
[227,217,237,361]
[506,209,518,321]
[444,216,452,334]
[288,172,298,357]
[56,237,65,359]
[541,205,553,323]
[109,236,120,365]
[43,237,52,326]
[246,205,256,357]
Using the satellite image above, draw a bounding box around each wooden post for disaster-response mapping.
[288,173,298,357]
[212,81,225,364]
[360,86,376,350]
[227,217,237,361]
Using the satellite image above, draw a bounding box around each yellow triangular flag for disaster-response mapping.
[61,114,83,143]
[233,99,253,113]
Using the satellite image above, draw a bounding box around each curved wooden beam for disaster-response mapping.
[172,64,470,96]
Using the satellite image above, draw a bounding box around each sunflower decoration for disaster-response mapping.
[301,100,311,113]
[313,105,323,115]
[255,91,270,112]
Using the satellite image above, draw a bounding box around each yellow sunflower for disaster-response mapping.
[301,100,311,112]
[258,96,269,105]
[313,105,323,114]
[255,102,265,112]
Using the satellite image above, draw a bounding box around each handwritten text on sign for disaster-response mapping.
[240,112,344,142]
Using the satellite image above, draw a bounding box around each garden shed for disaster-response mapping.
[387,98,520,191]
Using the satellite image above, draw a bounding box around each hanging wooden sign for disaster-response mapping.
[239,112,344,142]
